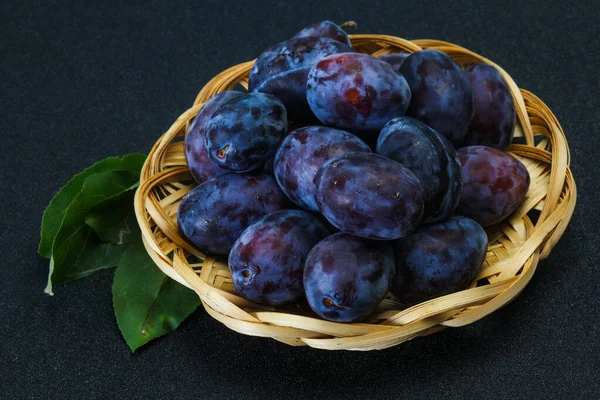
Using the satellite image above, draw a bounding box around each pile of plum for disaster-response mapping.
[178,21,530,322]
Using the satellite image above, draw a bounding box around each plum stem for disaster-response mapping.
[340,21,358,30]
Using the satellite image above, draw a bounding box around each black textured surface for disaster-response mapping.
[2,1,599,398]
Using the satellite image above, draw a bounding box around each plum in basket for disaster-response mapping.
[274,126,371,211]
[456,146,530,226]
[304,232,395,322]
[228,210,331,306]
[185,90,243,183]
[204,92,287,172]
[390,216,488,305]
[377,116,462,223]
[177,173,288,255]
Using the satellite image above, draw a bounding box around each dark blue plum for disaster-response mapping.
[461,63,516,150]
[228,210,331,306]
[456,146,530,226]
[399,50,473,146]
[391,216,488,305]
[249,37,353,120]
[177,173,288,255]
[314,152,424,240]
[306,53,411,139]
[274,126,371,211]
[293,20,354,47]
[378,52,410,74]
[377,116,462,223]
[390,216,488,305]
[304,233,395,322]
[205,92,287,172]
[184,91,243,183]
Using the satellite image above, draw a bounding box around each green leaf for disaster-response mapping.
[113,244,201,352]
[44,234,127,295]
[38,154,146,258]
[47,170,141,292]
[85,189,140,245]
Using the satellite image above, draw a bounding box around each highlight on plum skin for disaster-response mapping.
[455,145,530,227]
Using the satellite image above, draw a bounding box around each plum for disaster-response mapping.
[461,63,516,150]
[391,216,488,305]
[456,146,530,226]
[249,36,353,120]
[293,20,354,47]
[314,152,424,240]
[205,92,287,172]
[399,50,473,146]
[274,126,371,211]
[377,116,462,223]
[378,51,410,74]
[184,91,243,183]
[177,173,288,255]
[304,232,395,322]
[228,210,331,306]
[306,52,411,139]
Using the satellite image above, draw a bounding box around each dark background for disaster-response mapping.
[2,0,599,398]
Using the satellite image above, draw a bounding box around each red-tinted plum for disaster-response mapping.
[390,216,488,305]
[274,126,371,211]
[377,117,462,223]
[306,53,411,138]
[304,233,395,322]
[314,152,424,240]
[228,210,331,306]
[249,37,353,120]
[456,146,530,226]
[205,93,287,172]
[177,173,288,255]
[461,63,516,150]
[399,50,473,146]
[185,91,243,183]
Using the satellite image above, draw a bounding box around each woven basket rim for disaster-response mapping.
[133,35,577,351]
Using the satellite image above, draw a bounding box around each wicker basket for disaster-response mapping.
[134,35,577,351]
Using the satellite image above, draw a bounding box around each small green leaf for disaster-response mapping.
[47,170,140,290]
[85,189,140,245]
[38,154,146,258]
[44,233,127,295]
[113,244,201,352]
